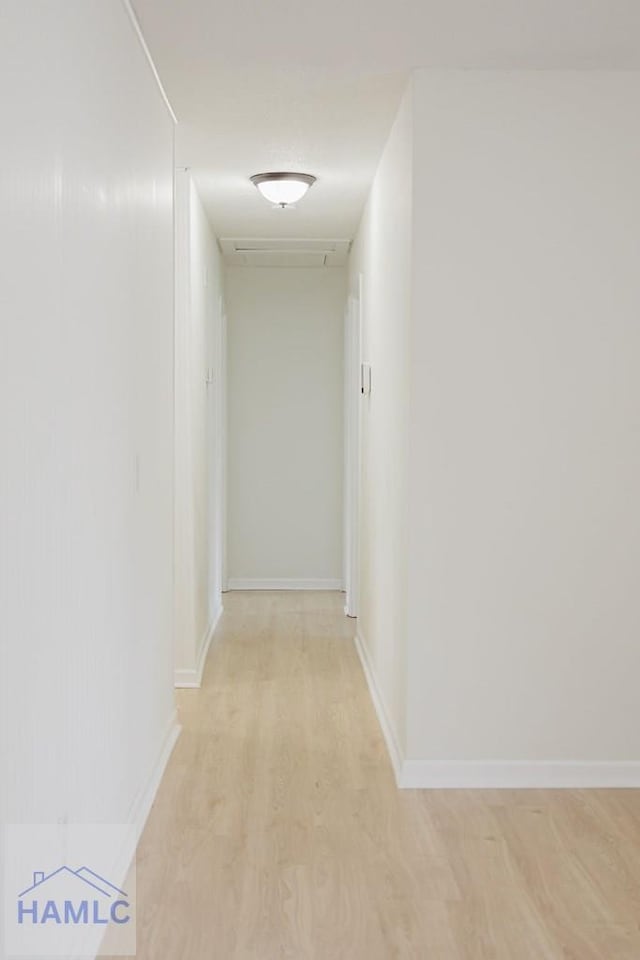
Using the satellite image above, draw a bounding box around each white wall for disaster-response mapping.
[174,172,225,685]
[348,81,413,764]
[0,0,177,830]
[404,70,640,785]
[225,267,346,588]
[351,70,640,787]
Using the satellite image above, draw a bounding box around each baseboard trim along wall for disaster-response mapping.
[399,760,640,789]
[174,604,223,688]
[89,709,180,949]
[128,711,181,844]
[354,631,640,790]
[227,579,343,591]
[70,712,179,959]
[353,630,404,783]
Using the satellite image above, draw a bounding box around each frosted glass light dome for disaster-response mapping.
[250,172,316,207]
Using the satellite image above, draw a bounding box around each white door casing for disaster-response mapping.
[344,284,362,618]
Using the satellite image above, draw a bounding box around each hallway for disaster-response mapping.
[3,6,640,959]
[131,594,640,960]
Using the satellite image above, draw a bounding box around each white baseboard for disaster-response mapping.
[128,710,181,844]
[354,632,640,790]
[227,578,343,591]
[399,760,640,789]
[174,603,223,688]
[87,711,181,957]
[353,630,404,784]
[18,713,181,960]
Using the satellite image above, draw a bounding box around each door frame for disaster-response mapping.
[205,296,227,627]
[343,278,362,618]
[219,302,228,593]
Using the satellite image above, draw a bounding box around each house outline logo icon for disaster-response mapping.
[17,866,130,926]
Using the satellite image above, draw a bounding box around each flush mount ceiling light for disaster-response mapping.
[250,172,316,208]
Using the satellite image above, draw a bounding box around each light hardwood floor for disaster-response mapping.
[127,591,640,959]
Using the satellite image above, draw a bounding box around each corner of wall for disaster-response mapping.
[353,629,406,784]
[174,603,223,688]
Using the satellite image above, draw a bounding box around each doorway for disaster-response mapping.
[224,265,346,592]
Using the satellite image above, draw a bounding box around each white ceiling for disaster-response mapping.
[170,66,408,240]
[132,0,640,240]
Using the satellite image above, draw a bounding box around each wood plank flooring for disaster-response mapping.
[126,591,640,959]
